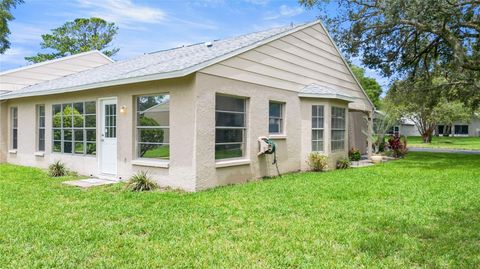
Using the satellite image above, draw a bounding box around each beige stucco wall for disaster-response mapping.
[3,75,197,191]
[193,73,350,190]
[348,110,368,154]
[0,102,7,163]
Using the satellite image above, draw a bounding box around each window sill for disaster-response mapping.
[131,159,169,168]
[34,151,45,157]
[268,134,287,140]
[8,150,17,154]
[216,159,251,168]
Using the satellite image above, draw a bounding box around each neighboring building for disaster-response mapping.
[0,51,113,163]
[386,117,480,137]
[435,115,480,137]
[0,21,374,191]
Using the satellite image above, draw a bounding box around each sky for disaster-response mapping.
[0,0,389,90]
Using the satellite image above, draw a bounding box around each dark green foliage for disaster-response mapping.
[348,148,361,161]
[25,17,119,63]
[336,157,351,169]
[48,160,67,177]
[125,171,158,192]
[300,0,480,109]
[350,64,383,108]
[0,0,23,54]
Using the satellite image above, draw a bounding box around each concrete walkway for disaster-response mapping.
[63,178,118,188]
[409,147,480,154]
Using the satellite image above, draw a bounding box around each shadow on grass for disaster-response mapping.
[393,152,480,171]
[356,205,480,267]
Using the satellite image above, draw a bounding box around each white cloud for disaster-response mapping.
[9,23,45,44]
[0,47,32,71]
[244,0,269,5]
[264,5,304,20]
[76,0,166,28]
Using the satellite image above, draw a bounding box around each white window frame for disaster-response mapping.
[215,94,247,160]
[331,106,346,151]
[312,105,324,152]
[36,104,46,152]
[135,94,170,160]
[11,107,18,150]
[51,101,97,155]
[269,101,285,135]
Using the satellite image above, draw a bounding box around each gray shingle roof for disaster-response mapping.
[1,21,318,100]
[298,83,355,102]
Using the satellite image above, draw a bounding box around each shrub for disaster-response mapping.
[348,148,361,161]
[336,158,351,169]
[48,160,68,177]
[306,152,328,172]
[388,135,408,158]
[125,171,158,191]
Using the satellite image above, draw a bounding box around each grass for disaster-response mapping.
[408,136,480,150]
[1,152,480,268]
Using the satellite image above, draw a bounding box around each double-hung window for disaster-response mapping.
[269,102,284,134]
[52,101,96,155]
[331,106,346,151]
[11,107,18,150]
[215,95,247,160]
[37,105,45,151]
[136,94,170,159]
[312,105,324,151]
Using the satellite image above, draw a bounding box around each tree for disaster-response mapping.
[0,0,23,54]
[25,17,119,63]
[350,64,383,108]
[385,74,473,143]
[299,0,480,108]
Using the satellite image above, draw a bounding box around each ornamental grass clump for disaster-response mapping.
[336,158,351,169]
[306,152,328,172]
[48,160,68,177]
[125,171,158,192]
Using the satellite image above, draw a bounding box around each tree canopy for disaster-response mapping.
[350,64,383,108]
[385,73,473,142]
[0,0,23,54]
[25,17,119,63]
[300,0,480,108]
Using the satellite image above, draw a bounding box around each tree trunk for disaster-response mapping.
[422,130,433,143]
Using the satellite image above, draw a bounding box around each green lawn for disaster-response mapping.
[1,152,480,268]
[408,136,480,150]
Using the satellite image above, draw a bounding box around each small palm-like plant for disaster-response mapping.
[48,160,67,177]
[336,158,351,169]
[125,171,158,191]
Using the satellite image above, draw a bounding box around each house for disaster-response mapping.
[0,21,374,191]
[389,117,480,137]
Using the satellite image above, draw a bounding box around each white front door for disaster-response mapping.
[100,98,117,176]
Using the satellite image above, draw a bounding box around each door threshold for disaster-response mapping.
[98,174,118,181]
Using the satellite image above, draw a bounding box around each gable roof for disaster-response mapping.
[0,50,113,93]
[0,20,375,110]
[1,22,318,100]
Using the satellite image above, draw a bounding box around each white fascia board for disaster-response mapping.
[1,21,321,101]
